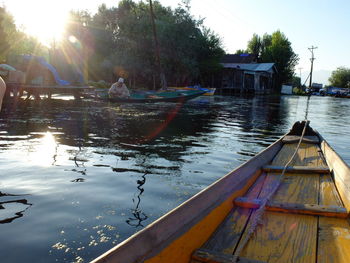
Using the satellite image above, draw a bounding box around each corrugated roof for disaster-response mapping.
[221,63,276,72]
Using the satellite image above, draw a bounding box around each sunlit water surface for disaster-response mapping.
[0,95,349,263]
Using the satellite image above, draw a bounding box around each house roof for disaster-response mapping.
[221,63,277,73]
[221,54,256,63]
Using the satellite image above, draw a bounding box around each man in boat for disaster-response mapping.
[0,76,6,111]
[108,77,130,98]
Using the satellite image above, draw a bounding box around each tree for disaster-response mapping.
[0,6,46,61]
[235,49,247,55]
[247,33,261,61]
[246,30,299,89]
[329,67,350,89]
[0,6,12,60]
[62,0,224,88]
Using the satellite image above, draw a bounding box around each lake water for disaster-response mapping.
[0,95,349,263]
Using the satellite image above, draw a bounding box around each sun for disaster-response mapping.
[6,0,69,46]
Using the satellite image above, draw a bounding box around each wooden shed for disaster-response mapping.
[219,54,277,94]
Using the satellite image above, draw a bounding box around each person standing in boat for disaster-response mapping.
[108,77,130,98]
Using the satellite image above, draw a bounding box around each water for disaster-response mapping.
[0,95,349,263]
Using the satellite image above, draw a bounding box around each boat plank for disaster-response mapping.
[239,212,318,263]
[236,143,321,262]
[262,165,329,174]
[269,173,319,204]
[192,248,266,263]
[234,197,347,218]
[200,174,267,255]
[271,143,326,167]
[318,174,350,263]
[319,174,343,207]
[321,140,350,211]
[282,135,319,144]
[317,218,350,263]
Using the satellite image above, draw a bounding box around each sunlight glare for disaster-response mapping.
[9,1,69,46]
[30,131,57,166]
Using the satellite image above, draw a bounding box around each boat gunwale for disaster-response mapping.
[91,135,285,263]
[317,130,350,212]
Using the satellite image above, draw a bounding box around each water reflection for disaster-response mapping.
[0,191,32,224]
[30,131,57,166]
[126,173,148,228]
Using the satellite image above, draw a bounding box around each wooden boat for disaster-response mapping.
[96,89,206,103]
[92,121,350,263]
[168,86,216,96]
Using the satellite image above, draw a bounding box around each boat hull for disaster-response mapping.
[98,90,205,103]
[92,136,283,263]
[168,86,216,96]
[92,121,350,263]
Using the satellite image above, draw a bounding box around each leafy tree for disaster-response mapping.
[329,67,350,89]
[0,5,46,61]
[247,33,261,61]
[235,49,247,55]
[246,30,299,89]
[290,76,301,87]
[61,0,224,88]
[2,0,224,89]
[0,6,12,60]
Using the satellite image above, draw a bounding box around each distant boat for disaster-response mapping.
[169,85,216,96]
[92,121,350,263]
[96,89,205,103]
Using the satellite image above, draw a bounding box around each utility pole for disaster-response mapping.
[149,0,167,90]
[308,46,317,89]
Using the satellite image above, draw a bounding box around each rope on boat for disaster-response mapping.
[305,94,312,120]
[232,96,312,262]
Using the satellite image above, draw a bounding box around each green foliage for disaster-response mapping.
[246,30,299,88]
[235,49,247,55]
[0,7,11,60]
[329,67,350,89]
[292,87,305,95]
[290,75,301,87]
[247,33,261,60]
[61,0,224,88]
[0,6,47,61]
[2,1,224,89]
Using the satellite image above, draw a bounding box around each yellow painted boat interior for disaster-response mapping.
[191,141,350,263]
[146,139,350,263]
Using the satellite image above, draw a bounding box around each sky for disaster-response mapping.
[2,0,350,85]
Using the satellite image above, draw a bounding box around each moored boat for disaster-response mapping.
[168,86,216,96]
[96,89,206,103]
[92,121,350,263]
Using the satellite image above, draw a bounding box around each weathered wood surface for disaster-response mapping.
[321,139,350,212]
[239,211,318,263]
[199,174,267,256]
[318,173,350,263]
[262,165,329,174]
[192,248,266,263]
[234,197,347,218]
[271,142,326,167]
[236,143,322,262]
[282,135,320,144]
[193,133,350,263]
